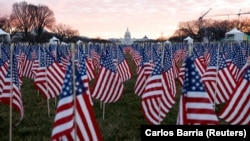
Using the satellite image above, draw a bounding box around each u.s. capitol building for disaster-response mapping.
[109,28,148,46]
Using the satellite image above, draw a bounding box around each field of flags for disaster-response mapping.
[0,41,249,140]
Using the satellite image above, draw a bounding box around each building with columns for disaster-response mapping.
[109,27,149,46]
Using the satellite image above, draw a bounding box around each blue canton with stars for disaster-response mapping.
[45,49,55,67]
[60,61,86,99]
[225,46,233,61]
[78,48,87,76]
[218,53,227,70]
[182,57,205,93]
[151,55,162,76]
[0,58,5,66]
[209,51,217,67]
[6,55,19,87]
[244,66,250,81]
[117,46,125,64]
[1,47,9,62]
[102,50,117,73]
[140,48,150,67]
[162,48,173,72]
[233,46,246,70]
[39,48,46,67]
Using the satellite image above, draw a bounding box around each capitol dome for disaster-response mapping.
[120,27,133,45]
[124,28,131,39]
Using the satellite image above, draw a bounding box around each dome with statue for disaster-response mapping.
[120,27,133,45]
[124,28,131,40]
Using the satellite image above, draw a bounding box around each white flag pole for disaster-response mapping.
[101,43,106,120]
[44,44,50,117]
[53,45,57,106]
[158,41,165,124]
[37,45,41,97]
[212,42,221,109]
[71,43,77,141]
[9,43,14,141]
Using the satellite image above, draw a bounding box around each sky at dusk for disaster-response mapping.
[1,0,250,39]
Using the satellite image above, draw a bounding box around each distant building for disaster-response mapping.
[120,28,134,45]
[108,28,150,45]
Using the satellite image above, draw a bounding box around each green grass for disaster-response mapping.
[0,54,227,141]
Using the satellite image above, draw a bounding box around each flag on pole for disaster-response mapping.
[0,58,9,94]
[22,47,35,79]
[0,54,24,121]
[51,61,103,141]
[218,65,250,125]
[134,48,153,97]
[161,48,176,115]
[33,48,65,99]
[117,45,132,82]
[176,57,219,125]
[141,55,164,125]
[201,52,236,104]
[91,49,124,103]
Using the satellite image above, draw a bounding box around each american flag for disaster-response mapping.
[201,52,236,104]
[91,49,124,103]
[129,46,141,68]
[57,51,70,70]
[233,45,247,80]
[177,59,186,87]
[33,48,65,99]
[79,48,96,81]
[134,48,153,97]
[0,48,9,94]
[51,61,103,141]
[0,58,8,95]
[161,48,176,115]
[141,55,164,125]
[22,47,35,79]
[0,54,24,121]
[192,49,206,75]
[90,45,101,70]
[117,45,132,82]
[224,45,238,80]
[176,57,219,125]
[78,49,93,105]
[218,65,250,125]
[203,44,211,68]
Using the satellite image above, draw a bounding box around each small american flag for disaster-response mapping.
[177,57,219,125]
[91,49,124,103]
[117,45,132,82]
[218,65,250,125]
[141,55,164,125]
[51,61,103,140]
[202,52,236,104]
[134,48,153,97]
[33,48,65,99]
[0,54,24,121]
[161,48,176,116]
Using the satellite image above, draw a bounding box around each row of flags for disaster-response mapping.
[0,41,249,139]
[129,42,249,125]
[0,43,132,140]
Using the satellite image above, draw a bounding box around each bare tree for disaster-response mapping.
[11,1,37,41]
[51,23,79,42]
[0,15,23,40]
[0,16,7,29]
[33,4,55,43]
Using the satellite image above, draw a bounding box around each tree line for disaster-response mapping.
[1,1,250,44]
[0,1,81,44]
[168,17,250,42]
